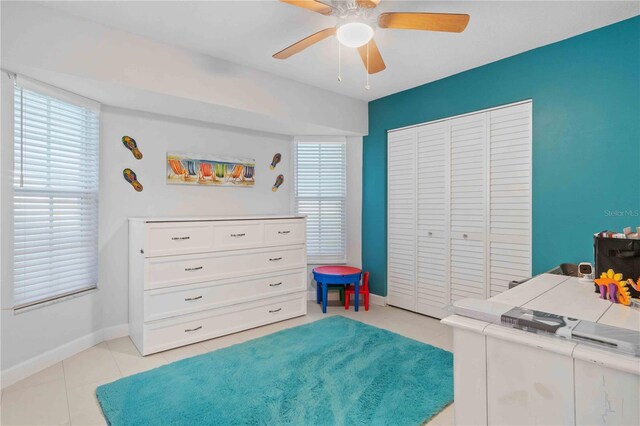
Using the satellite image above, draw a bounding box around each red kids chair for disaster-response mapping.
[345,271,370,311]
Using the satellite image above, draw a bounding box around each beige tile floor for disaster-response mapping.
[0,302,455,426]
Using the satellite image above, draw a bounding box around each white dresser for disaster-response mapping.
[128,215,307,355]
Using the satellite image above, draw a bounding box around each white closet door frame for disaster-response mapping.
[390,100,532,133]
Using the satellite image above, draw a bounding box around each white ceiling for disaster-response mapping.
[37,1,639,101]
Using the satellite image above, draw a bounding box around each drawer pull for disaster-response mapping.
[171,236,190,241]
[278,230,291,235]
[230,233,246,237]
[185,326,202,332]
[184,296,203,301]
[428,231,433,236]
[463,234,468,239]
[185,266,203,271]
[269,257,283,262]
[269,308,282,313]
[269,282,283,287]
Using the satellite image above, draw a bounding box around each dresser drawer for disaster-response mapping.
[145,245,306,289]
[264,220,306,246]
[144,269,307,321]
[142,292,307,355]
[212,221,263,250]
[144,222,214,257]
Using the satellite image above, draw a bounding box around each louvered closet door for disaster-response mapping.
[416,123,449,317]
[387,128,417,310]
[449,114,487,303]
[488,103,532,296]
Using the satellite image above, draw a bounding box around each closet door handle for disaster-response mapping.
[278,230,291,235]
[269,308,282,313]
[184,296,202,301]
[185,266,203,271]
[269,257,282,262]
[184,326,202,332]
[269,282,283,287]
[171,236,190,241]
[230,233,245,237]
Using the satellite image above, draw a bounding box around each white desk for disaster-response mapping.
[442,274,640,425]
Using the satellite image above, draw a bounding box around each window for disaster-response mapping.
[13,80,100,309]
[294,141,346,264]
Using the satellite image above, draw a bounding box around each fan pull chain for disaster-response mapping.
[365,42,371,90]
[337,40,342,82]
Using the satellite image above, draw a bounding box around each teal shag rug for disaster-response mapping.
[97,316,453,425]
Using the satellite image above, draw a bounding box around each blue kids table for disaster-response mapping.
[313,266,363,313]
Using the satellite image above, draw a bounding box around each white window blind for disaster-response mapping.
[13,82,100,309]
[294,141,347,264]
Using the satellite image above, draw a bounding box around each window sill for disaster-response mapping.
[307,261,348,266]
[13,287,98,314]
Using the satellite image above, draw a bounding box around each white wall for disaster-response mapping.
[0,2,367,136]
[99,107,293,330]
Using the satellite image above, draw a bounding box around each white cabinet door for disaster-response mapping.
[387,127,417,310]
[574,359,640,425]
[387,101,532,317]
[449,113,487,302]
[488,103,532,296]
[487,336,575,425]
[416,122,449,317]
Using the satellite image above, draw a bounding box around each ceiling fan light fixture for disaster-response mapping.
[336,22,374,48]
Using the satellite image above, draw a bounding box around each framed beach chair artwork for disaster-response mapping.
[166,152,255,187]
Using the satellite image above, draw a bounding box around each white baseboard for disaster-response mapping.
[1,323,129,389]
[305,290,386,306]
[102,323,129,341]
[307,290,316,301]
[370,294,387,306]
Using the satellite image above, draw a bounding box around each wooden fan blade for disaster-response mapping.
[378,12,470,33]
[356,0,381,8]
[273,28,336,59]
[280,0,332,16]
[357,39,386,74]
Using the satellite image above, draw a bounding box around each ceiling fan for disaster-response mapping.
[273,0,470,75]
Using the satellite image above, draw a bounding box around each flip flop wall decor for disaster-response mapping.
[270,153,281,170]
[123,168,143,192]
[122,136,143,159]
[272,174,284,192]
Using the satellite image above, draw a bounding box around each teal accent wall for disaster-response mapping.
[363,16,640,296]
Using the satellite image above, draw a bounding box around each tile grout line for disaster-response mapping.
[61,362,73,425]
[106,339,125,378]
